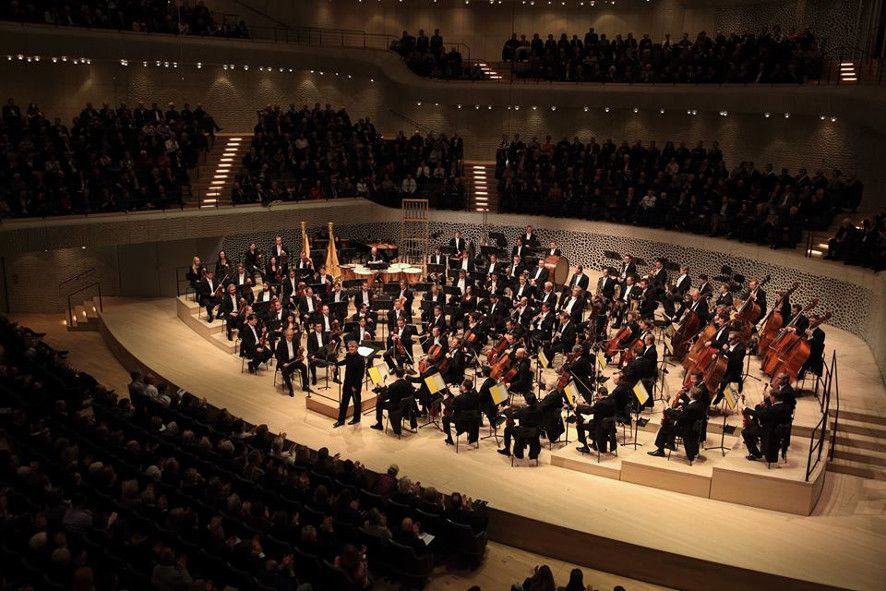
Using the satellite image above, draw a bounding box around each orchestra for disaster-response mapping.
[186,225,828,467]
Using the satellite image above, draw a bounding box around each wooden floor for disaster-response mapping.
[88,296,886,591]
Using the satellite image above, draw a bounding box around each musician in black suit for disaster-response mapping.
[477,367,501,426]
[741,277,767,320]
[505,255,524,284]
[219,284,244,341]
[507,348,533,397]
[497,392,542,460]
[197,270,223,322]
[428,245,447,267]
[449,230,467,254]
[636,278,657,318]
[569,265,590,292]
[714,283,733,308]
[269,234,288,262]
[682,288,709,325]
[787,304,810,335]
[528,260,548,289]
[561,344,593,402]
[558,286,585,322]
[230,262,254,300]
[664,265,692,318]
[275,328,310,396]
[424,304,448,334]
[705,314,731,350]
[648,387,706,460]
[347,317,375,348]
[370,367,418,433]
[544,240,561,257]
[512,275,534,303]
[712,332,745,405]
[297,287,321,323]
[386,299,412,332]
[282,269,300,307]
[307,322,337,385]
[482,254,504,277]
[522,225,539,247]
[597,267,616,301]
[243,243,262,280]
[574,391,618,454]
[618,255,637,283]
[482,293,507,336]
[354,282,374,310]
[537,281,558,310]
[771,371,797,412]
[384,317,416,371]
[443,379,482,445]
[395,280,414,310]
[240,314,272,373]
[529,302,556,351]
[742,388,793,462]
[332,340,367,428]
[697,274,713,298]
[511,238,529,260]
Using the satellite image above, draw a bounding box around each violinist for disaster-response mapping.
[370,367,418,434]
[507,348,533,397]
[463,313,487,352]
[711,332,745,407]
[219,284,244,341]
[648,386,706,459]
[574,386,618,454]
[276,328,311,397]
[241,314,272,374]
[443,379,481,446]
[243,243,262,280]
[545,311,577,362]
[350,303,377,337]
[482,293,507,336]
[442,337,469,385]
[742,388,792,462]
[387,298,412,332]
[198,270,223,322]
[497,392,542,460]
[395,279,414,310]
[354,281,374,310]
[307,322,338,385]
[231,262,254,300]
[282,269,300,308]
[298,287,320,323]
[537,281,558,310]
[384,317,416,372]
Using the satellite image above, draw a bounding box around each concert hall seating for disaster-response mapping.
[0,317,488,591]
[0,0,249,38]
[495,136,864,251]
[0,100,219,217]
[500,27,823,84]
[390,29,484,80]
[234,104,467,209]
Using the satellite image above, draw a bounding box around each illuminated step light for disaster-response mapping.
[203,198,218,204]
[200,204,216,209]
[206,192,221,197]
[809,249,823,256]
[219,158,234,162]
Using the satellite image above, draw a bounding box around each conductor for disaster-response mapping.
[333,340,367,428]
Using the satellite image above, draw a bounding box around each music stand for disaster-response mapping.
[630,402,649,451]
[705,388,738,456]
[382,283,401,295]
[439,245,456,256]
[343,279,364,289]
[413,282,431,293]
[426,263,445,276]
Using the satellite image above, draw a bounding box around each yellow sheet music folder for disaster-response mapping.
[563,380,579,406]
[723,385,738,410]
[490,383,509,405]
[424,372,447,394]
[367,366,384,386]
[633,381,650,406]
[537,349,550,369]
[663,336,673,355]
[595,351,607,372]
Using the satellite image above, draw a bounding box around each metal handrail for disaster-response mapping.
[828,351,840,461]
[805,349,836,481]
[58,267,95,291]
[65,281,103,327]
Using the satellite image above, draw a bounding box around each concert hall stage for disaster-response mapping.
[97,296,886,591]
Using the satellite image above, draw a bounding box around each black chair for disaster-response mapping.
[320,559,358,591]
[387,540,434,589]
[358,488,384,511]
[667,418,704,466]
[595,416,619,463]
[301,504,325,527]
[455,410,482,453]
[768,422,793,468]
[384,499,412,526]
[446,519,488,567]
[292,547,321,582]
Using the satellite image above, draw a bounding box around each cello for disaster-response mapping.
[671,308,701,359]
[682,321,717,372]
[769,312,832,384]
[756,282,799,356]
[761,298,818,375]
[732,274,771,326]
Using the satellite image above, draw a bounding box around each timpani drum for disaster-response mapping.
[339,264,356,282]
[544,255,570,286]
[354,266,374,284]
[403,267,422,285]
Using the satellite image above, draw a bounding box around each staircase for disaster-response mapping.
[465,161,497,212]
[190,133,249,208]
[839,61,858,84]
[827,409,886,480]
[66,296,101,332]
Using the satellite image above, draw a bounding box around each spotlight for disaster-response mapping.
[551,106,557,111]
[719,110,728,117]
[659,108,665,114]
[417,101,422,106]
[197,62,202,69]
[819,115,826,120]
[632,107,639,113]
[784,113,790,118]
[604,106,610,113]
[830,116,837,122]
[764,112,771,118]
[583,106,589,112]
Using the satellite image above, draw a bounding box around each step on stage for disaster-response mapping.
[99,297,886,591]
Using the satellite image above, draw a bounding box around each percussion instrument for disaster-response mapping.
[403,267,422,285]
[543,255,570,286]
[339,264,356,282]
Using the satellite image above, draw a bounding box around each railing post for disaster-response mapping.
[67,298,73,328]
[97,283,103,312]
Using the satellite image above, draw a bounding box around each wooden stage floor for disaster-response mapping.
[98,297,886,591]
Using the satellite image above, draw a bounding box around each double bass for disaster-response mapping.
[682,322,717,372]
[761,298,818,375]
[671,307,701,359]
[769,312,831,385]
[732,274,771,326]
[756,282,799,356]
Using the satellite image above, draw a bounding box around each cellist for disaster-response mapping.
[711,331,746,407]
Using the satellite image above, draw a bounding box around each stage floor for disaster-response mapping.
[97,296,886,591]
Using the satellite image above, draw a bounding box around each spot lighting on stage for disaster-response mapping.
[820,115,826,120]
[551,106,557,111]
[457,104,462,109]
[604,106,610,112]
[197,62,202,69]
[583,106,589,112]
[532,105,538,110]
[764,112,771,118]
[784,112,790,118]
[719,110,728,117]
[632,107,639,113]
[830,116,837,122]
[475,104,480,110]
[416,101,422,106]
[659,108,665,114]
